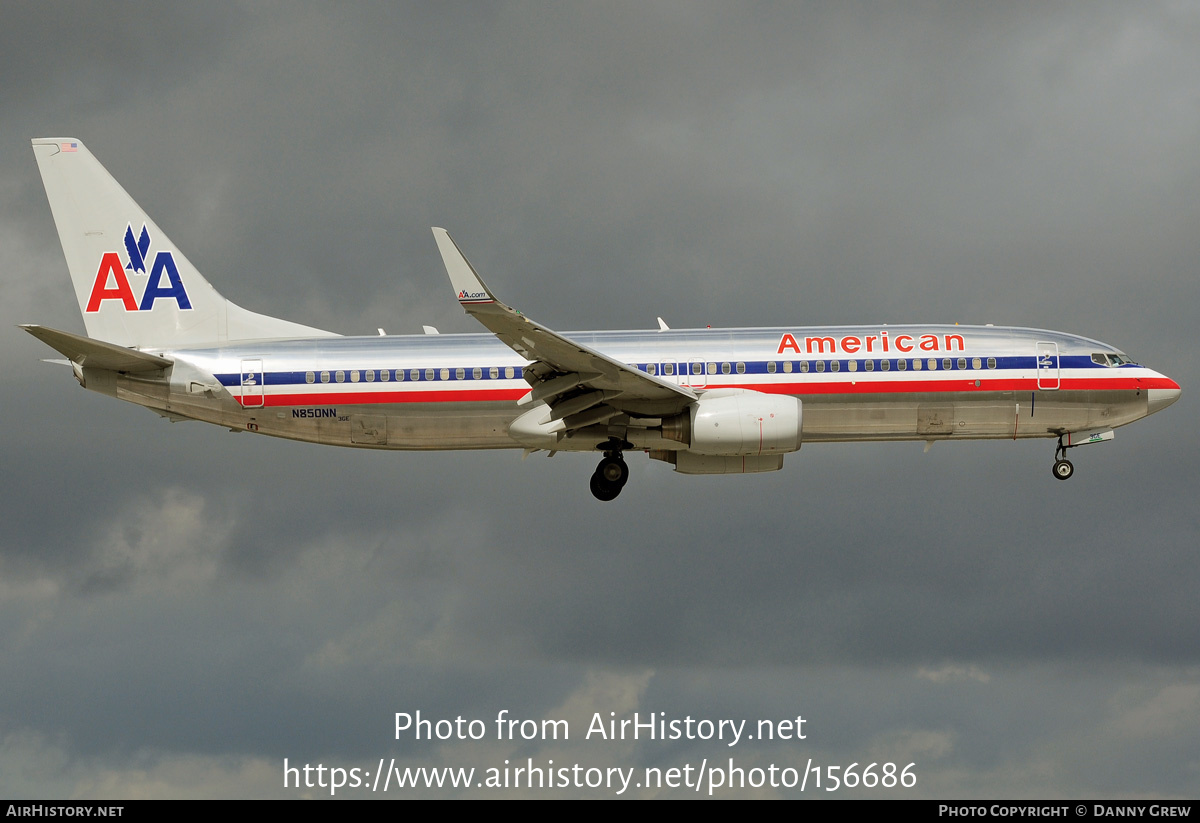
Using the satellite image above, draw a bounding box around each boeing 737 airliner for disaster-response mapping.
[24,139,1181,500]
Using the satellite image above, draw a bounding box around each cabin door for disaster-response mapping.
[1035,342,1060,390]
[240,359,265,407]
[681,359,707,388]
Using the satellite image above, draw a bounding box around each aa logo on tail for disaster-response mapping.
[85,224,192,313]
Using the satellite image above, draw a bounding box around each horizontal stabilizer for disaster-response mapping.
[21,324,171,372]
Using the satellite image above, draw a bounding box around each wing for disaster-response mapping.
[432,228,696,431]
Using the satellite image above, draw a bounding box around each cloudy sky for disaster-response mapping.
[2,1,1197,798]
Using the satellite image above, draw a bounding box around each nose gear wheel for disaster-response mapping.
[1052,436,1075,481]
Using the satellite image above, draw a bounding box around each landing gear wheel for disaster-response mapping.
[1052,459,1074,480]
[589,438,632,501]
[589,471,621,501]
[597,455,629,488]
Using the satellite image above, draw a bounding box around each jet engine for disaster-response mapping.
[652,390,802,474]
[660,389,802,455]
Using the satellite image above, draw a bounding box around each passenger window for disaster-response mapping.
[305,371,315,384]
[865,360,874,372]
[736,362,746,374]
[847,361,857,372]
[897,358,907,371]
[783,361,793,373]
[489,366,499,379]
[455,368,465,380]
[505,367,515,379]
[881,359,890,371]
[647,363,657,375]
[473,367,482,379]
[425,368,434,381]
[957,358,967,370]
[320,371,330,383]
[972,357,981,370]
[350,370,360,383]
[816,361,825,373]
[692,362,702,375]
[943,359,952,370]
[767,361,777,374]
[440,368,450,381]
[707,362,717,374]
[365,370,374,383]
[335,370,345,383]
[830,361,839,372]
[721,362,731,374]
[987,357,996,369]
[664,363,675,376]
[800,361,809,373]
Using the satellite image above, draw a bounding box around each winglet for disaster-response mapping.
[429,229,698,413]
[432,228,497,306]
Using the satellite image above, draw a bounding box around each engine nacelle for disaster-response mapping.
[662,390,802,456]
[648,450,786,475]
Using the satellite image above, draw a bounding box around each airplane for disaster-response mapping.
[23,138,1181,501]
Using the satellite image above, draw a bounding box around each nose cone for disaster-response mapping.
[1147,378,1181,415]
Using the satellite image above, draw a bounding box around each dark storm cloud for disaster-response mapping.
[0,4,244,112]
[1,1,1197,798]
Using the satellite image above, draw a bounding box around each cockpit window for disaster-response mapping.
[1093,352,1134,367]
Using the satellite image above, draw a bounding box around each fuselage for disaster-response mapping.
[29,139,1183,497]
[108,323,1179,453]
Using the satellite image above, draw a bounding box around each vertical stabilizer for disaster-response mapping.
[31,138,337,347]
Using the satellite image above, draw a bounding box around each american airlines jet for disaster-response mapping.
[24,139,1181,500]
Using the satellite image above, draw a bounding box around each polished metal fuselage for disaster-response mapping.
[98,324,1173,453]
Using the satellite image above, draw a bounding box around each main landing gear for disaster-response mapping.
[1052,436,1074,481]
[590,438,632,501]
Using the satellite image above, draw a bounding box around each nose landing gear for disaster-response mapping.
[1052,436,1074,481]
[1052,457,1074,480]
[589,438,632,501]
